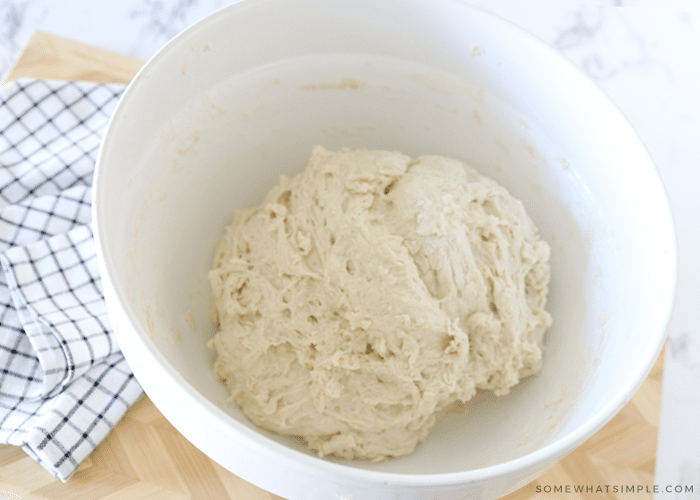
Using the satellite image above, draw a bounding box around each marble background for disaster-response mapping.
[1,0,698,498]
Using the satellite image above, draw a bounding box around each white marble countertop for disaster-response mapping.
[1,0,698,498]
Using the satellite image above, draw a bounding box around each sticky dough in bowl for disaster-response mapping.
[93,0,676,498]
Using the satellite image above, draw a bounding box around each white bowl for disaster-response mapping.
[92,1,677,499]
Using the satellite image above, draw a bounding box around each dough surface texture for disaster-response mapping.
[208,146,551,460]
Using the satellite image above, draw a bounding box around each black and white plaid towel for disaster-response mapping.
[0,78,143,482]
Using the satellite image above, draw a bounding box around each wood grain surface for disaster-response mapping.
[0,32,666,500]
[3,31,143,85]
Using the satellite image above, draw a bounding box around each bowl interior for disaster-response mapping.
[95,0,675,477]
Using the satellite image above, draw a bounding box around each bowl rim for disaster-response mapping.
[93,0,679,490]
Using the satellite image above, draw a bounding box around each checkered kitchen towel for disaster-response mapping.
[0,78,143,482]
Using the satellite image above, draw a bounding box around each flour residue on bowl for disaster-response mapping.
[471,45,486,57]
[184,310,197,331]
[408,72,486,104]
[299,77,364,90]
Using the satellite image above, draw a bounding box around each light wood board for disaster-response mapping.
[3,31,143,85]
[0,31,665,500]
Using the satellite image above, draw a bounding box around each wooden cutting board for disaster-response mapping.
[0,31,666,500]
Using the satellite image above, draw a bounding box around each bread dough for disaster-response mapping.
[208,146,552,460]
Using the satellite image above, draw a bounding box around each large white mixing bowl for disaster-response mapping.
[92,1,677,498]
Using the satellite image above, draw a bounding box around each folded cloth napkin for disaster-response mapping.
[0,78,144,482]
